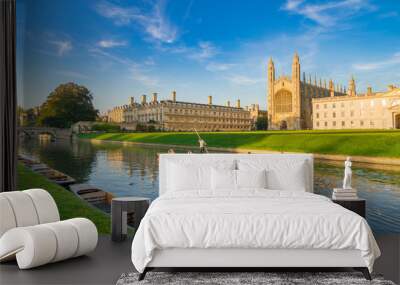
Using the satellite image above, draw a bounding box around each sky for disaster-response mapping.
[17,0,400,113]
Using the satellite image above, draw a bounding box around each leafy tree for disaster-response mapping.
[256,116,268,130]
[38,82,98,128]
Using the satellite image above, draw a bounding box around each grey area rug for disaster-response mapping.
[116,272,395,285]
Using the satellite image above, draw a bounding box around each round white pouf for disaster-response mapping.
[0,218,98,269]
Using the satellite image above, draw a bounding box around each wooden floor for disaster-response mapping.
[0,235,398,285]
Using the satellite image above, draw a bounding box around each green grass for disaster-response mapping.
[17,164,111,234]
[79,129,400,158]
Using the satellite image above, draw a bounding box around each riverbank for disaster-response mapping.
[78,130,400,165]
[17,164,111,234]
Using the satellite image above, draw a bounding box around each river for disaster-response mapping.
[19,137,400,234]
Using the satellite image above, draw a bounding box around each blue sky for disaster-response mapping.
[17,0,400,113]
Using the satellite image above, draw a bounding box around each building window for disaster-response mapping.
[316,122,319,127]
[350,110,354,117]
[332,103,336,108]
[333,112,336,118]
[333,121,336,126]
[324,112,327,118]
[324,122,328,127]
[342,121,345,126]
[360,120,364,126]
[274,90,293,113]
[324,104,327,109]
[316,113,319,119]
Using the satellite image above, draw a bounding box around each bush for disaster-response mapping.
[92,123,121,132]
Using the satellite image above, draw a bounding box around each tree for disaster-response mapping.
[255,116,268,130]
[38,82,98,128]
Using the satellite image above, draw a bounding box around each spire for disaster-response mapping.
[324,79,327,89]
[329,79,334,97]
[268,57,275,82]
[348,75,356,96]
[293,52,299,62]
[292,52,300,82]
[303,72,306,82]
[367,86,373,96]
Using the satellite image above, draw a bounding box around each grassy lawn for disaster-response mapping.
[79,129,400,158]
[17,164,111,234]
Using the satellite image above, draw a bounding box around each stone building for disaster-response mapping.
[267,53,346,130]
[247,104,268,129]
[122,91,254,131]
[312,85,400,130]
[106,105,128,123]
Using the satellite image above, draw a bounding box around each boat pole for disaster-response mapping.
[194,128,208,153]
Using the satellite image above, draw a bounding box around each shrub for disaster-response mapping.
[92,123,121,132]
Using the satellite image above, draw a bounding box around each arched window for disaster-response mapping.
[274,90,292,113]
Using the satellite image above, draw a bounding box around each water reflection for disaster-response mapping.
[19,138,400,234]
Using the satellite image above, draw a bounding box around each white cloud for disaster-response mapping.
[49,40,72,56]
[56,70,89,79]
[131,66,158,87]
[227,75,263,86]
[160,41,218,63]
[97,40,127,48]
[95,0,177,44]
[353,52,400,71]
[282,0,374,27]
[378,11,399,19]
[206,62,236,72]
[89,47,133,66]
[189,41,217,61]
[89,46,158,87]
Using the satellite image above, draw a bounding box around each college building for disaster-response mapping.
[107,91,266,131]
[267,53,400,130]
[312,85,400,130]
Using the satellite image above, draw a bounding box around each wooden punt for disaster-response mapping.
[70,184,114,212]
[18,155,76,186]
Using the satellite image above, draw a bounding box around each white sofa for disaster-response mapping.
[0,188,98,269]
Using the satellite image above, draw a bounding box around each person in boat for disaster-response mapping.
[168,149,175,154]
[199,139,207,153]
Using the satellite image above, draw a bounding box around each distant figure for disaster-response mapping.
[199,139,207,153]
[168,149,175,154]
[187,150,193,154]
[343,156,352,189]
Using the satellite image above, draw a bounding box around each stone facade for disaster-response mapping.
[115,91,254,131]
[312,85,400,130]
[267,53,346,130]
[247,104,268,128]
[106,105,128,123]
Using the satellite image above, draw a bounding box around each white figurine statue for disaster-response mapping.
[342,156,352,189]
